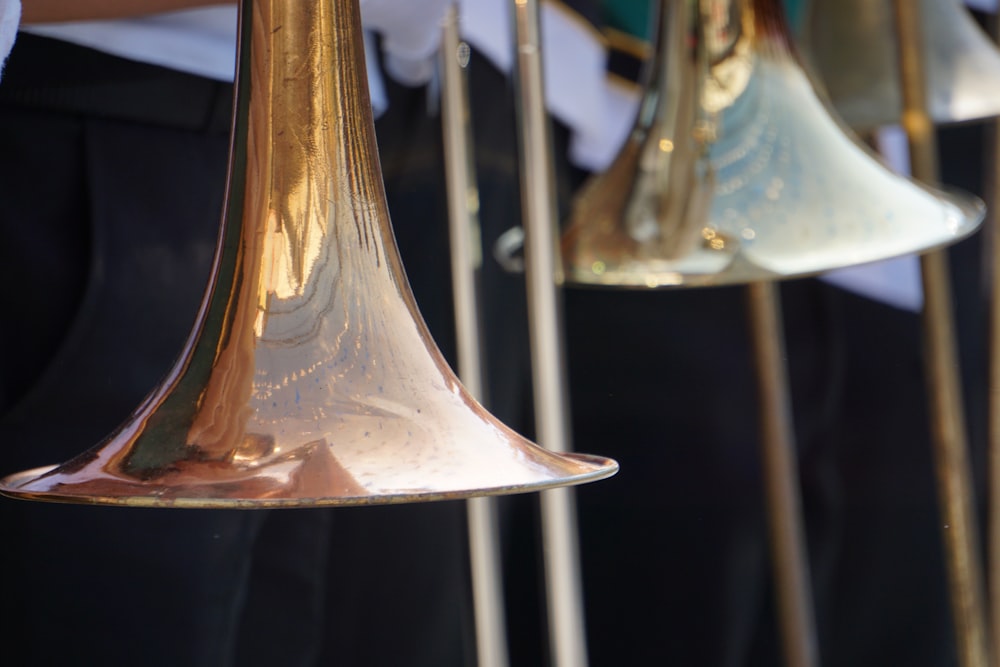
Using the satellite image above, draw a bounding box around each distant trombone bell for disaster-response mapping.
[560,0,984,289]
[798,0,1000,130]
[0,0,617,508]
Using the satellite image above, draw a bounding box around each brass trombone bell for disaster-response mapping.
[798,0,1000,129]
[0,0,617,508]
[560,0,984,289]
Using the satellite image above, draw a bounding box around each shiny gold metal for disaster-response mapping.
[801,0,1000,130]
[746,280,819,667]
[565,5,825,664]
[561,2,987,666]
[0,0,617,508]
[560,0,985,289]
[891,3,994,667]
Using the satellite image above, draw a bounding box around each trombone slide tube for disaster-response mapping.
[746,281,820,667]
[440,6,511,667]
[510,1,591,665]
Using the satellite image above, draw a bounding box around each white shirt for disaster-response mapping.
[12,2,620,171]
[23,6,238,81]
[0,0,19,75]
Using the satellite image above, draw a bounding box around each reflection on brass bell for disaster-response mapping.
[0,0,617,508]
[561,0,984,289]
[798,0,1000,130]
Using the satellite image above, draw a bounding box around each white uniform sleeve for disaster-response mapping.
[360,0,452,85]
[0,0,20,80]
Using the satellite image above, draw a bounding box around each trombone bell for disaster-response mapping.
[560,0,983,289]
[0,0,617,507]
[798,0,1000,129]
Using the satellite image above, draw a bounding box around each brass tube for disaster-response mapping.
[746,281,820,667]
[892,2,992,666]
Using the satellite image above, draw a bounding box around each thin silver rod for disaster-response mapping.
[440,6,510,667]
[510,1,590,666]
[892,2,992,666]
[746,281,820,667]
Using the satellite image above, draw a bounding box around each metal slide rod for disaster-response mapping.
[746,281,820,667]
[440,6,511,667]
[991,15,1000,663]
[892,2,992,666]
[509,1,591,665]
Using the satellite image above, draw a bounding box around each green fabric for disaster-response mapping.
[783,0,808,33]
[601,0,654,40]
[599,0,807,42]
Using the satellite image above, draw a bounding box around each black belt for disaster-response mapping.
[0,33,234,133]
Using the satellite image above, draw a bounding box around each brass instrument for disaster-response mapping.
[561,0,983,289]
[558,1,987,666]
[891,3,993,666]
[0,0,617,507]
[563,0,985,288]
[800,0,1000,130]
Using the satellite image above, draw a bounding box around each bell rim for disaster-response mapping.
[561,185,985,290]
[0,453,619,509]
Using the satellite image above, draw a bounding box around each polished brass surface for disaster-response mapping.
[801,0,1000,130]
[0,0,617,507]
[892,2,993,666]
[920,251,992,667]
[747,281,818,667]
[560,0,984,289]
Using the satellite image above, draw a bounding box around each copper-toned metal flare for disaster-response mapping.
[560,0,984,289]
[800,0,1000,130]
[0,0,617,508]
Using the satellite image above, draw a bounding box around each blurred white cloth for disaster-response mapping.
[18,1,459,115]
[14,1,618,165]
[24,7,240,81]
[966,0,997,12]
[361,0,451,85]
[0,0,18,78]
[459,0,617,172]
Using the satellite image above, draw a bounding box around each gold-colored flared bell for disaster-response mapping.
[0,0,617,508]
[560,0,984,289]
[799,0,1000,130]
